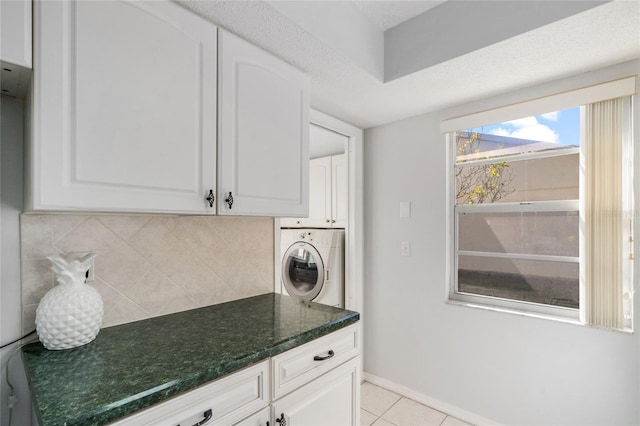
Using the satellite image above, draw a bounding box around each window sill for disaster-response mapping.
[445,298,634,334]
[446,298,581,325]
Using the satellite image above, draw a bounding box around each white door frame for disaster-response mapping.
[274,110,364,316]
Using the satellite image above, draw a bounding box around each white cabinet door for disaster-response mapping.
[30,0,217,213]
[285,154,346,229]
[218,29,309,217]
[331,153,348,228]
[272,357,360,426]
[305,156,332,227]
[1,0,31,68]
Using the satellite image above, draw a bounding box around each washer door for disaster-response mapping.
[282,242,325,301]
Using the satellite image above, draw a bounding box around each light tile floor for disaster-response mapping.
[361,382,473,426]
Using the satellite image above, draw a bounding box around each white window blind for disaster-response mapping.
[583,97,631,329]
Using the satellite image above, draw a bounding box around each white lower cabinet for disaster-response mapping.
[272,324,360,400]
[109,324,360,426]
[109,361,270,426]
[270,323,361,426]
[272,357,360,426]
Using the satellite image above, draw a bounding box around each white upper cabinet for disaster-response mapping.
[308,156,332,227]
[331,153,348,228]
[29,0,217,213]
[281,153,347,228]
[218,29,309,217]
[1,0,32,98]
[1,0,32,68]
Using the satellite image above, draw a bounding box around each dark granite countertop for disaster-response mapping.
[22,293,359,426]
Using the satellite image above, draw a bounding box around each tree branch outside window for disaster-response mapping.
[456,131,515,204]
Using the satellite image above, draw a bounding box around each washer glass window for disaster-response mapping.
[282,243,324,301]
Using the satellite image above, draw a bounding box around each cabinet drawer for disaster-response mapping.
[109,361,269,426]
[272,323,360,399]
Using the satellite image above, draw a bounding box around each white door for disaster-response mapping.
[218,29,309,217]
[331,154,348,228]
[272,357,360,426]
[31,1,217,213]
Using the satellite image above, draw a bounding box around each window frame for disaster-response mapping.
[443,78,636,329]
[448,132,582,320]
[447,100,635,329]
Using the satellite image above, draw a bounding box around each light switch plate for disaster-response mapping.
[401,241,411,257]
[400,201,411,218]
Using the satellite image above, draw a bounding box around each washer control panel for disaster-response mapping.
[290,229,341,247]
[298,231,313,242]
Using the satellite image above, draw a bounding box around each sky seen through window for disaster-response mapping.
[467,106,580,147]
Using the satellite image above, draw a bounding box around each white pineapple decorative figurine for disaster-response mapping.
[36,253,104,350]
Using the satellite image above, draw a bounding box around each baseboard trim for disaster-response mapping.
[363,372,501,426]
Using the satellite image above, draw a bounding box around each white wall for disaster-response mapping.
[363,61,640,425]
[1,94,31,426]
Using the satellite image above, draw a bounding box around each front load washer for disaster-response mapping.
[280,229,345,308]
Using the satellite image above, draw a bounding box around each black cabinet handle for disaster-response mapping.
[276,413,287,426]
[313,349,335,361]
[225,192,234,209]
[205,190,215,207]
[193,408,213,426]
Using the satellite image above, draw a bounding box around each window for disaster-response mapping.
[446,80,635,329]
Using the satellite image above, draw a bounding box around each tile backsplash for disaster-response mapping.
[21,214,274,332]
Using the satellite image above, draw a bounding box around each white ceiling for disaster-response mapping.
[176,0,640,130]
[351,0,446,30]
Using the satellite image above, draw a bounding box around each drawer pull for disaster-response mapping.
[276,413,287,426]
[193,408,213,426]
[313,349,335,361]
